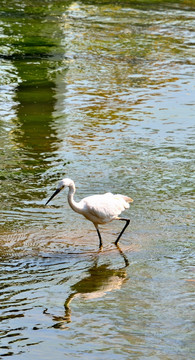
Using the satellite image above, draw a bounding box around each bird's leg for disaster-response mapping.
[96,226,103,250]
[115,218,130,246]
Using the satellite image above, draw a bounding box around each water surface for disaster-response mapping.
[0,0,194,359]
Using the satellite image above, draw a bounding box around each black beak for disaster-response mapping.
[45,188,61,206]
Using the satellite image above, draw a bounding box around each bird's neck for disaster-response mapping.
[67,183,82,214]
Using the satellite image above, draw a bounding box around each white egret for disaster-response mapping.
[45,178,133,249]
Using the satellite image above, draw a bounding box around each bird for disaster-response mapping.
[45,178,133,249]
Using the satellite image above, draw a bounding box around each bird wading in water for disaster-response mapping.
[45,178,133,249]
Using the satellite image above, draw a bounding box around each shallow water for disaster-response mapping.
[0,0,194,359]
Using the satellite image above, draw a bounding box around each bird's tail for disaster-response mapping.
[122,195,133,203]
[115,194,133,204]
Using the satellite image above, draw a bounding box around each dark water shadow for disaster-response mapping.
[44,245,129,327]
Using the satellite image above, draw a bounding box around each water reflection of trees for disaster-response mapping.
[0,0,68,214]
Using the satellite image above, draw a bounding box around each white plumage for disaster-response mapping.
[46,178,133,249]
[80,193,131,224]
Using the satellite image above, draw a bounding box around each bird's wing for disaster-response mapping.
[80,193,131,224]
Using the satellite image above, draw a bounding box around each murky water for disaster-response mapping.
[0,0,194,359]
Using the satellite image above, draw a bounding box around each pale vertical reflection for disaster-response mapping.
[0,60,20,137]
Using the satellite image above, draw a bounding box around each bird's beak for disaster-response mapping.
[45,188,61,206]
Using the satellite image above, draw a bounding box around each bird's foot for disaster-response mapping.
[98,245,103,252]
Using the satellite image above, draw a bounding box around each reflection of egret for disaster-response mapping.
[46,178,133,249]
[44,245,129,326]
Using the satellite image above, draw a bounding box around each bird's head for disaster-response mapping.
[45,178,74,205]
